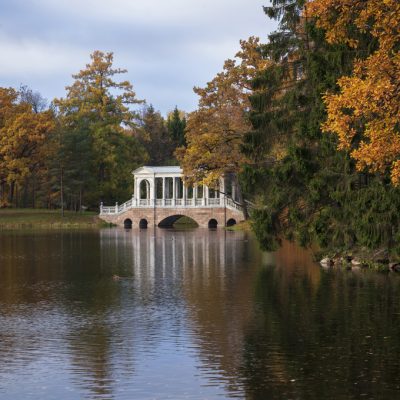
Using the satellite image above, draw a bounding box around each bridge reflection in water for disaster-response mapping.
[1,229,400,399]
[99,228,252,288]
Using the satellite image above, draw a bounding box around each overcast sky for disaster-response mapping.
[1,0,277,115]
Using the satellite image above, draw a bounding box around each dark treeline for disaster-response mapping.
[0,51,186,211]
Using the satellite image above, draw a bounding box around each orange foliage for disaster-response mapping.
[0,88,55,186]
[307,0,400,184]
[177,37,269,186]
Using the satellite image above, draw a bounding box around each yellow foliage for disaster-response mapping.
[307,0,400,184]
[0,87,55,185]
[178,37,269,186]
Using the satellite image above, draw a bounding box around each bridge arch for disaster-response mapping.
[226,218,236,227]
[124,218,132,229]
[139,179,151,199]
[158,215,198,228]
[139,218,148,229]
[208,219,218,229]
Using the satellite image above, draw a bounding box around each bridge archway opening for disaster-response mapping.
[124,218,133,229]
[158,215,198,229]
[226,218,236,227]
[140,179,150,199]
[139,219,148,229]
[208,219,218,229]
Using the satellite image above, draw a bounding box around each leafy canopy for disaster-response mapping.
[178,37,269,187]
[307,0,400,185]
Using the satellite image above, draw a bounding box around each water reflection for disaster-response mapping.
[0,229,400,399]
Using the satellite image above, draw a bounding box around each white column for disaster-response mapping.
[220,177,225,201]
[149,176,155,203]
[203,185,206,206]
[162,177,165,206]
[172,177,176,206]
[183,183,187,206]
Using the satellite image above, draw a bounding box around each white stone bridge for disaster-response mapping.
[99,166,245,228]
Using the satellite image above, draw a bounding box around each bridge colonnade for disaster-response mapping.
[132,166,238,208]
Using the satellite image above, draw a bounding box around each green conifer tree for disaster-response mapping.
[244,0,400,254]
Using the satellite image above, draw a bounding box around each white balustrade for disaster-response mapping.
[100,190,242,215]
[208,198,220,206]
[100,197,243,215]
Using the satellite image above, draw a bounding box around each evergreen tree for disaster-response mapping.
[137,105,174,165]
[54,51,148,207]
[244,0,400,254]
[167,106,186,148]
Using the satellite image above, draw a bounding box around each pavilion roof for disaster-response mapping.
[132,166,183,175]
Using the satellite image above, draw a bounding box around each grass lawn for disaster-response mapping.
[0,208,107,229]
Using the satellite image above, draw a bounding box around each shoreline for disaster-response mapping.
[318,250,400,272]
[0,208,108,230]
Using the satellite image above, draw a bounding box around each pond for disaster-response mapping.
[0,228,400,399]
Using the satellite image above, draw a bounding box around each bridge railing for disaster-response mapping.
[226,198,243,212]
[101,206,117,214]
[100,196,243,215]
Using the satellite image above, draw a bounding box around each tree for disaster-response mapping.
[167,106,186,148]
[243,0,400,255]
[19,85,47,113]
[177,37,269,187]
[54,51,148,207]
[0,87,55,206]
[306,0,400,185]
[136,105,174,165]
[244,0,364,250]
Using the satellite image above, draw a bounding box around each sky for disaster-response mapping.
[0,0,277,115]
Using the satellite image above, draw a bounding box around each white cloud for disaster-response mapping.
[0,35,86,76]
[31,0,255,26]
[1,0,277,113]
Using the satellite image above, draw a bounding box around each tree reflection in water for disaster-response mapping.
[0,230,400,399]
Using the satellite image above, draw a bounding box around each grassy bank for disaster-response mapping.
[225,220,252,232]
[0,208,107,229]
[172,216,199,228]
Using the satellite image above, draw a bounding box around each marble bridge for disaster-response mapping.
[99,166,245,228]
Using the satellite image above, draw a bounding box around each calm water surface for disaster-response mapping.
[0,228,400,399]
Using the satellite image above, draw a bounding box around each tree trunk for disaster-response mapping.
[15,183,19,208]
[32,179,35,209]
[60,167,64,217]
[8,181,15,206]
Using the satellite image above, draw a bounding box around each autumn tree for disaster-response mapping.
[0,87,55,207]
[177,37,269,187]
[54,51,148,207]
[307,0,400,185]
